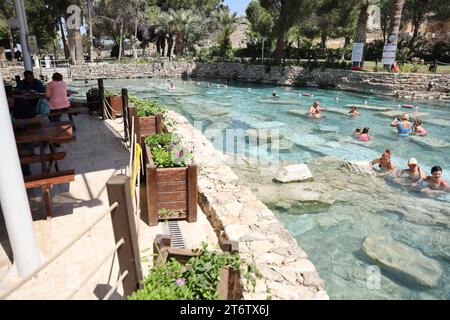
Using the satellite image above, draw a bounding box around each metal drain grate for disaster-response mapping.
[162,221,186,249]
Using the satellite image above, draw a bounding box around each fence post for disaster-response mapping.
[155,113,163,134]
[121,88,129,143]
[127,106,140,145]
[98,78,105,120]
[146,164,159,226]
[106,175,143,298]
[186,164,198,223]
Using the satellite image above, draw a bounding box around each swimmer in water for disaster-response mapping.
[168,81,176,90]
[358,127,371,142]
[412,119,428,136]
[354,128,362,139]
[335,97,340,101]
[272,90,279,99]
[348,105,359,117]
[309,101,326,119]
[208,82,212,87]
[371,148,395,176]
[397,158,425,183]
[417,166,450,192]
[363,100,368,104]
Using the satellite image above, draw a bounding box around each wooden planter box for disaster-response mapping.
[106,95,123,119]
[126,106,164,145]
[145,145,197,226]
[153,235,242,300]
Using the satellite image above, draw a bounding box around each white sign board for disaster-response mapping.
[381,44,397,65]
[351,43,364,62]
[28,35,38,54]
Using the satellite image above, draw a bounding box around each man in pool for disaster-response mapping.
[397,158,425,183]
[309,101,326,119]
[417,166,450,192]
[371,148,395,176]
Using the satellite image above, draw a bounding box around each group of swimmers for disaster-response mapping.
[371,148,449,192]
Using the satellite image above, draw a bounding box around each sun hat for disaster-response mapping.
[408,158,418,165]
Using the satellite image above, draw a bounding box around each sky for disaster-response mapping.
[223,0,252,16]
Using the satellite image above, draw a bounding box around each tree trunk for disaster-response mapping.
[67,0,84,65]
[59,17,70,60]
[321,33,327,50]
[384,0,405,69]
[174,33,182,56]
[132,20,138,59]
[53,38,58,60]
[354,1,370,68]
[7,26,16,64]
[160,33,166,56]
[118,20,124,61]
[167,33,174,58]
[274,32,285,63]
[88,0,95,63]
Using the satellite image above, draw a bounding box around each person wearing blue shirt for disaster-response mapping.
[15,70,45,93]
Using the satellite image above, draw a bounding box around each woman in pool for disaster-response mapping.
[358,127,371,142]
[348,105,359,117]
[390,113,412,137]
[418,166,450,192]
[397,158,425,182]
[168,81,176,90]
[412,119,428,136]
[309,101,326,119]
[371,148,395,176]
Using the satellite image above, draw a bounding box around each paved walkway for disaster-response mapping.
[0,114,218,299]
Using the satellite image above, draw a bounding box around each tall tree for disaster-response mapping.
[213,7,243,55]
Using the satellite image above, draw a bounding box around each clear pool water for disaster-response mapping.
[70,78,450,299]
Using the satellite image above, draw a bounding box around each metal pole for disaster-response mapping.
[0,74,42,277]
[13,0,32,70]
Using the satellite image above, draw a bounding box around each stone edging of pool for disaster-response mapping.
[165,111,329,300]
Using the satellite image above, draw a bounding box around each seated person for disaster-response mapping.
[397,158,425,182]
[371,148,395,176]
[390,113,412,137]
[412,119,428,136]
[15,70,45,93]
[354,128,362,139]
[348,105,359,117]
[358,127,371,142]
[45,72,71,122]
[418,166,449,192]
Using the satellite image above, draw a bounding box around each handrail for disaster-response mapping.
[0,202,118,300]
[66,238,125,300]
[103,270,129,300]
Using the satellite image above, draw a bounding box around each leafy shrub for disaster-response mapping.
[129,96,166,117]
[86,87,99,97]
[144,133,193,168]
[128,244,258,300]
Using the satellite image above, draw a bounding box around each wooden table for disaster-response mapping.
[15,122,75,172]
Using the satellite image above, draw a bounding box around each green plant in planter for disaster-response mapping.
[145,133,194,168]
[158,209,184,219]
[129,96,167,117]
[128,243,258,300]
[104,89,119,97]
[86,87,99,97]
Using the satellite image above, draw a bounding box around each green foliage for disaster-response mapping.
[129,96,167,117]
[86,87,100,97]
[158,208,184,219]
[128,243,256,300]
[144,132,193,168]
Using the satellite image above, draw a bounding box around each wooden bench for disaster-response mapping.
[47,107,89,131]
[24,169,75,220]
[20,151,66,172]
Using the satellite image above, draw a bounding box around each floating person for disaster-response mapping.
[348,105,359,117]
[309,101,326,119]
[195,81,201,86]
[412,119,428,136]
[335,97,340,101]
[371,148,395,176]
[354,128,362,139]
[168,81,176,90]
[390,113,412,137]
[363,100,368,104]
[397,158,425,183]
[217,83,227,88]
[417,166,450,193]
[272,90,279,99]
[358,127,371,142]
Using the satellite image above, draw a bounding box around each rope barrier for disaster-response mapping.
[102,270,129,300]
[66,238,125,300]
[0,202,118,300]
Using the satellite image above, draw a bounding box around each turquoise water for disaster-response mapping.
[70,78,450,299]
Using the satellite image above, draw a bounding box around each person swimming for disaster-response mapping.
[397,158,425,182]
[168,81,176,90]
[354,128,362,139]
[371,148,395,176]
[419,166,450,192]
[413,119,428,136]
[391,113,412,137]
[272,90,279,98]
[349,105,359,117]
[309,101,326,119]
[358,127,371,142]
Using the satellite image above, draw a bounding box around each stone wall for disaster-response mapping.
[165,111,329,300]
[2,62,449,99]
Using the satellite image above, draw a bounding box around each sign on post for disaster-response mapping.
[27,35,38,54]
[381,44,397,65]
[351,43,364,62]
